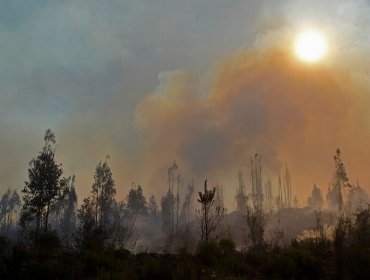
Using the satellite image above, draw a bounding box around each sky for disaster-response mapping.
[1,0,370,208]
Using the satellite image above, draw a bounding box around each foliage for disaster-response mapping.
[127,184,147,216]
[21,129,69,239]
[91,158,116,228]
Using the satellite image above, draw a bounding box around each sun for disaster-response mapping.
[294,30,328,63]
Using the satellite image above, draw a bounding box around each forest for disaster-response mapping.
[0,129,369,280]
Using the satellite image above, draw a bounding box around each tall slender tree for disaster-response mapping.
[91,157,116,228]
[196,180,224,245]
[327,149,351,211]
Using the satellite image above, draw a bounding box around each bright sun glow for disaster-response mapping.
[294,30,328,63]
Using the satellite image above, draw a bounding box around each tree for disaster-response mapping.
[307,184,324,210]
[110,200,136,248]
[235,169,247,213]
[21,129,69,238]
[327,149,351,211]
[50,175,78,243]
[245,154,265,248]
[348,182,369,210]
[75,197,106,251]
[0,188,21,235]
[147,195,158,218]
[75,158,117,250]
[161,190,175,238]
[126,184,147,216]
[196,180,224,245]
[91,158,116,228]
[180,181,194,228]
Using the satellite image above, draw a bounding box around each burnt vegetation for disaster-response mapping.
[0,130,370,279]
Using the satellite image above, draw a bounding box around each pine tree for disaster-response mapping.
[196,180,224,244]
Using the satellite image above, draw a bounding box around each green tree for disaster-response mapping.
[21,129,69,238]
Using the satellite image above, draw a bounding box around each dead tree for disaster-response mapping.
[196,180,224,245]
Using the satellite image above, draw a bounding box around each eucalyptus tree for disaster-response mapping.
[21,129,69,238]
[0,188,21,235]
[91,158,116,228]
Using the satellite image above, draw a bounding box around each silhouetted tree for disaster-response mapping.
[127,184,147,216]
[147,195,158,218]
[264,179,274,213]
[180,181,194,228]
[21,129,69,238]
[91,157,116,228]
[196,180,224,245]
[348,182,369,210]
[161,190,175,238]
[327,149,351,211]
[0,188,21,235]
[75,196,106,251]
[308,184,324,210]
[110,200,136,248]
[245,154,265,248]
[235,169,247,213]
[50,175,77,243]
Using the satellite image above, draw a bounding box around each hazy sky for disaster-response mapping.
[1,0,370,207]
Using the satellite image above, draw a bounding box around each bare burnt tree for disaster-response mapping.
[196,180,224,245]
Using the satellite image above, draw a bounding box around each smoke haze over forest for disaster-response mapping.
[1,0,370,209]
